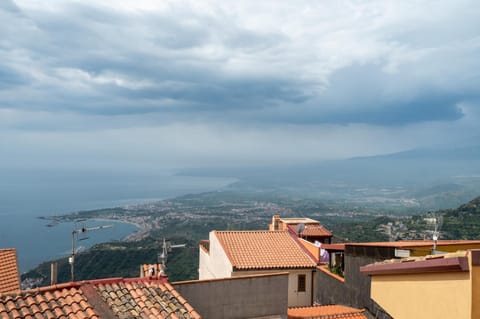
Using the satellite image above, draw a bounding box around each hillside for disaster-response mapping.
[441,196,480,239]
[399,196,480,240]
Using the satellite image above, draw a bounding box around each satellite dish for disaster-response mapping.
[296,223,305,235]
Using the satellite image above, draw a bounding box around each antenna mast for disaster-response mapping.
[70,224,112,282]
[431,215,443,255]
[158,237,186,269]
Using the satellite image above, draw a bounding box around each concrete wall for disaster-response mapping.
[198,232,233,280]
[315,254,382,313]
[343,255,378,312]
[371,272,471,319]
[174,273,289,319]
[315,266,348,306]
[233,269,314,307]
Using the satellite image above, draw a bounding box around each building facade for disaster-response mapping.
[199,230,318,307]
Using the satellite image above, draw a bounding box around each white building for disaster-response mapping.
[199,230,318,307]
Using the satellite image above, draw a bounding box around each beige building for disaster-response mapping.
[361,249,480,319]
[199,230,318,307]
[270,215,333,244]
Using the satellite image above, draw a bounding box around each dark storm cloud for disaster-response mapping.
[0,0,479,171]
[0,65,27,89]
[0,0,20,13]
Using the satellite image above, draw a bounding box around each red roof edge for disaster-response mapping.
[286,226,319,264]
[322,244,345,251]
[17,281,82,296]
[360,256,470,276]
[16,276,171,296]
[86,276,170,285]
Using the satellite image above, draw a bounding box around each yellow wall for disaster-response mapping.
[371,272,471,319]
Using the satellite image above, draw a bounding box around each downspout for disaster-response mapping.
[311,269,315,305]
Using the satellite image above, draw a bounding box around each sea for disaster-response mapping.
[0,169,235,273]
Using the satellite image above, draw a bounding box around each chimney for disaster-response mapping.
[272,215,281,231]
[50,262,58,285]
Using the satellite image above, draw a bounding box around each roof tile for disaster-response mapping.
[288,305,367,319]
[214,230,317,270]
[288,224,333,237]
[0,249,20,294]
[0,277,201,319]
[0,286,99,319]
[93,279,199,319]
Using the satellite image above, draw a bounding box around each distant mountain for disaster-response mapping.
[180,144,480,187]
[351,144,480,161]
[178,145,480,212]
[457,195,480,212]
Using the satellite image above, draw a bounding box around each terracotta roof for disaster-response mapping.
[214,230,317,270]
[94,278,200,319]
[347,240,480,248]
[0,249,20,294]
[296,224,332,237]
[0,277,201,319]
[288,305,367,319]
[0,283,98,319]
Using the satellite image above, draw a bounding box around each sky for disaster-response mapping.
[1,0,480,172]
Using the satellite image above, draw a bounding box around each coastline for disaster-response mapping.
[89,217,149,241]
[2,173,236,274]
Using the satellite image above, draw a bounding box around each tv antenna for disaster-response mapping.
[157,237,186,268]
[425,214,443,254]
[70,223,112,282]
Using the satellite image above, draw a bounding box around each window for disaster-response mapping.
[297,274,306,292]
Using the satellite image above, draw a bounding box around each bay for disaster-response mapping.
[0,169,235,272]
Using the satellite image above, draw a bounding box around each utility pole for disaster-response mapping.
[70,224,112,282]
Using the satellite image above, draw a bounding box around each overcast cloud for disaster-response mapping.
[1,0,479,170]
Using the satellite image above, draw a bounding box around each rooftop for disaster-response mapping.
[288,305,367,319]
[360,251,471,276]
[278,217,320,225]
[292,224,332,238]
[0,277,201,319]
[321,243,345,251]
[347,240,480,248]
[213,230,317,270]
[0,249,20,294]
